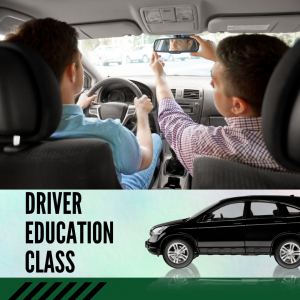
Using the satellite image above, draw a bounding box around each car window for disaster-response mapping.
[250,202,279,218]
[286,206,300,216]
[210,203,244,221]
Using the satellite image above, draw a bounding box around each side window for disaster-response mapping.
[286,206,300,216]
[250,202,279,218]
[210,203,244,221]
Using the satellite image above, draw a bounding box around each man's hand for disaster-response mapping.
[76,92,97,109]
[190,35,217,62]
[134,95,153,117]
[149,51,166,77]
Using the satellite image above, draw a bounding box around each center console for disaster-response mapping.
[155,138,191,189]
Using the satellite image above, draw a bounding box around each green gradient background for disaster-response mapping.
[0,190,299,278]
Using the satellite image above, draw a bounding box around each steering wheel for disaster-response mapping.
[87,77,143,132]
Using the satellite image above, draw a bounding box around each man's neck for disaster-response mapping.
[60,85,75,105]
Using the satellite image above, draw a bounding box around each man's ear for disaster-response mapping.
[231,97,247,116]
[65,63,76,83]
[188,40,193,49]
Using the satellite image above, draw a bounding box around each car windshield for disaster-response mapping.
[79,32,300,77]
[188,201,220,220]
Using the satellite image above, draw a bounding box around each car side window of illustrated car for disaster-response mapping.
[145,196,300,270]
[206,202,245,221]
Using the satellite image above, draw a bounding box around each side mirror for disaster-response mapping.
[154,38,199,53]
[202,213,214,222]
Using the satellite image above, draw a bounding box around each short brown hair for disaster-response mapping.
[5,18,79,82]
[216,34,289,115]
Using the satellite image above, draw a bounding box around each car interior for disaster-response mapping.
[0,0,300,189]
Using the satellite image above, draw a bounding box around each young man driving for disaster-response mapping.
[5,18,162,189]
[150,34,293,175]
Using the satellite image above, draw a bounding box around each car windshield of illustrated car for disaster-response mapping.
[79,32,300,77]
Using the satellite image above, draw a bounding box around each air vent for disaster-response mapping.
[171,89,176,98]
[184,89,199,99]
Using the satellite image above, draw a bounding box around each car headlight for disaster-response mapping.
[152,226,168,235]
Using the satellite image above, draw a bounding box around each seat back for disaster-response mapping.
[262,40,300,172]
[0,41,121,189]
[0,139,122,189]
[192,41,300,189]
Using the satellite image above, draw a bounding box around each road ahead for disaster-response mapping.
[95,58,214,77]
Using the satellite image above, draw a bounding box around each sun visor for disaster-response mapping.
[73,21,142,40]
[140,5,199,34]
[0,8,32,36]
[208,15,300,33]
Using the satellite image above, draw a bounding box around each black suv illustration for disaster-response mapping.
[145,196,300,269]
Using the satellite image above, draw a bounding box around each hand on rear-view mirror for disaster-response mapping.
[190,35,217,62]
[149,51,166,77]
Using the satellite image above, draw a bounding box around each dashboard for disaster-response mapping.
[88,75,227,128]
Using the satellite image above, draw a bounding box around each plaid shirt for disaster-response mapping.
[158,98,289,176]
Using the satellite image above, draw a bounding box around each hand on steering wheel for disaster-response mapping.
[134,95,153,117]
[86,77,144,132]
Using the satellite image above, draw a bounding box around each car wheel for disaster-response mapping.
[168,55,174,62]
[163,239,194,269]
[274,239,300,269]
[143,55,149,63]
[126,56,131,63]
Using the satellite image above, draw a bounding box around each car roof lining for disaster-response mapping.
[1,1,300,38]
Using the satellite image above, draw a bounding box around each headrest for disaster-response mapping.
[0,41,62,144]
[262,40,300,172]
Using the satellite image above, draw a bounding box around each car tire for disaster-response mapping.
[126,56,131,63]
[143,55,149,63]
[163,239,194,269]
[168,55,174,62]
[274,239,300,269]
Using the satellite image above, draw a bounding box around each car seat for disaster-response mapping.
[0,41,122,189]
[192,40,300,189]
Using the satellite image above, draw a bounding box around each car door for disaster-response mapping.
[245,201,286,254]
[197,202,246,254]
[283,205,300,232]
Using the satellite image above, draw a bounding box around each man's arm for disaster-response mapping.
[134,95,154,171]
[149,52,173,104]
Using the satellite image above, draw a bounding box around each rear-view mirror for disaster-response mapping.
[154,38,199,53]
